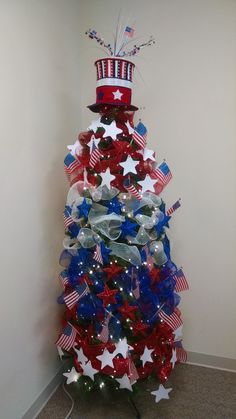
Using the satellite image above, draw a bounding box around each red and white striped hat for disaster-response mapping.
[88,57,138,112]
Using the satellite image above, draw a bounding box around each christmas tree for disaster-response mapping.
[56,27,188,407]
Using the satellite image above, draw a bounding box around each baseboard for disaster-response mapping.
[21,365,64,419]
[21,352,236,418]
[187,351,236,372]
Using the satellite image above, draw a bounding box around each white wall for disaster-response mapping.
[79,0,236,360]
[0,1,81,418]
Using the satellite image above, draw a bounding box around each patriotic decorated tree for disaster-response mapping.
[56,26,188,408]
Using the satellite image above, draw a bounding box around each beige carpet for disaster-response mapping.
[37,364,236,418]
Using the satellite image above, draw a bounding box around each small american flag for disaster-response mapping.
[98,312,112,343]
[124,26,135,38]
[173,269,189,292]
[63,206,74,229]
[128,358,139,384]
[55,323,77,351]
[152,161,172,187]
[159,309,183,331]
[64,282,90,309]
[64,153,80,177]
[124,179,142,200]
[131,268,140,299]
[93,244,103,265]
[176,346,187,362]
[132,122,147,149]
[89,141,103,168]
[58,270,69,289]
[167,199,181,216]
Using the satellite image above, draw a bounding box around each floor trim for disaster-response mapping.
[187,351,236,373]
[22,365,64,419]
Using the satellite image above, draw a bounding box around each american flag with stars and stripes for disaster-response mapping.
[98,312,112,343]
[93,244,103,265]
[55,323,77,351]
[132,122,147,149]
[173,269,189,293]
[152,161,172,186]
[64,282,90,309]
[89,141,103,169]
[128,358,139,384]
[63,206,74,229]
[124,26,135,38]
[167,199,181,216]
[131,268,140,299]
[176,346,187,362]
[124,179,142,201]
[58,270,69,289]
[64,153,80,177]
[159,308,183,331]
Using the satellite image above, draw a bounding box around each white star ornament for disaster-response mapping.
[67,140,82,156]
[63,367,81,384]
[96,348,115,369]
[140,346,154,367]
[138,175,157,193]
[151,384,172,403]
[120,155,138,176]
[81,360,98,381]
[143,148,156,161]
[100,168,116,188]
[116,374,133,391]
[99,120,122,139]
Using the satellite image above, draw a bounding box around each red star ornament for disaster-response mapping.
[132,319,150,337]
[103,264,123,280]
[97,285,118,307]
[118,300,137,321]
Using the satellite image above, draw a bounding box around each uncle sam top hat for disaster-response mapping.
[85,28,155,113]
[88,57,138,113]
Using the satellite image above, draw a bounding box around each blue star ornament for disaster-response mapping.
[107,196,124,214]
[155,214,171,236]
[121,219,137,237]
[77,198,92,218]
[100,242,111,264]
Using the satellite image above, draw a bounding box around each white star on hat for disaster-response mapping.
[112,89,123,100]
[151,384,172,403]
[138,175,157,192]
[120,155,138,175]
